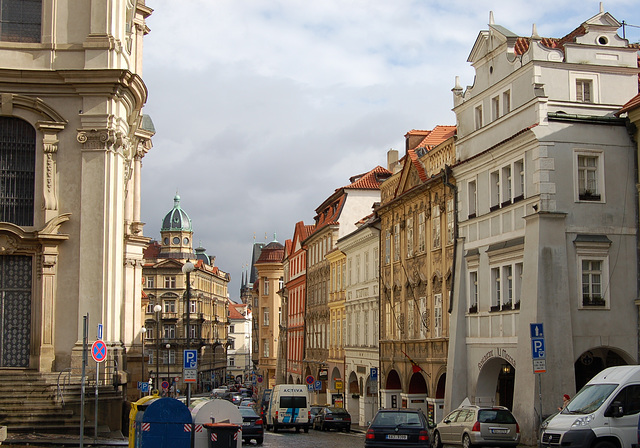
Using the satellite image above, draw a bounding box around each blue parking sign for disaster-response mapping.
[184,349,197,369]
[314,380,322,391]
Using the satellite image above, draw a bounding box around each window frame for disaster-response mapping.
[574,149,605,203]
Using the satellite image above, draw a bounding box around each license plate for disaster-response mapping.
[242,422,251,426]
[334,418,342,421]
[386,434,408,440]
[491,428,508,434]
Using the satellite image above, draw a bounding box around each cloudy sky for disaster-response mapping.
[139,0,639,300]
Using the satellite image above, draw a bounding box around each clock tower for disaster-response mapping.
[159,194,194,257]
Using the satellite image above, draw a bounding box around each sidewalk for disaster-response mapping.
[3,431,128,447]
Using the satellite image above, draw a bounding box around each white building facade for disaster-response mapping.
[338,215,381,427]
[446,8,639,445]
[227,302,252,385]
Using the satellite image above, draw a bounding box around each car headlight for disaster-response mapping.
[540,419,549,430]
[571,414,596,428]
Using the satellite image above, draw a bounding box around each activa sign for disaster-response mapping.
[282,387,306,393]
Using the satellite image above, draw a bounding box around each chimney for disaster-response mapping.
[387,149,399,173]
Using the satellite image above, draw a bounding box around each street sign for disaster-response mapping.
[530,323,544,339]
[162,381,169,390]
[314,380,322,391]
[530,322,546,374]
[305,375,315,385]
[335,380,343,390]
[531,338,546,359]
[137,381,149,392]
[370,367,378,380]
[91,340,107,363]
[184,349,197,369]
[183,368,197,383]
[533,359,547,373]
[307,384,314,392]
[257,375,263,384]
[97,324,103,340]
[318,369,328,381]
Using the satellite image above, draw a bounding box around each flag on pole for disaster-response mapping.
[401,349,426,375]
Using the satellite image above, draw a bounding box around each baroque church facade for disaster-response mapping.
[0,0,154,428]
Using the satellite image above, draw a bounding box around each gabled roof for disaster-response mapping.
[345,165,392,190]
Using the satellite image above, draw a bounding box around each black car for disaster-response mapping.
[238,406,264,445]
[365,408,432,447]
[313,406,351,432]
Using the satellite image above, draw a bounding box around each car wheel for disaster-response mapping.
[304,425,309,433]
[273,424,278,433]
[296,426,300,433]
[345,425,351,432]
[463,433,473,448]
[433,431,442,448]
[256,437,263,445]
[593,442,617,448]
[321,421,326,431]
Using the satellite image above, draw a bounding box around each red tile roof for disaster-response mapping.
[228,303,246,320]
[415,125,456,150]
[618,93,640,115]
[344,165,392,190]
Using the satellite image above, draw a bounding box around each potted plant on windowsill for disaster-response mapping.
[579,190,600,201]
[583,295,606,307]
[468,304,478,314]
[501,300,513,311]
[490,304,500,312]
[514,301,520,310]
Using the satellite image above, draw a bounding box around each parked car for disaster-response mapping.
[240,398,256,407]
[313,406,351,432]
[365,408,432,447]
[432,405,520,448]
[238,406,264,445]
[259,389,272,424]
[309,405,327,426]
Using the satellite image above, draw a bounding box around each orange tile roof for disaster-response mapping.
[228,303,246,320]
[415,125,456,149]
[618,93,640,115]
[344,165,392,190]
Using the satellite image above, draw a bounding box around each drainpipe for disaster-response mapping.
[443,165,458,314]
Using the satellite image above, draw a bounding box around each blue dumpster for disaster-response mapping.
[135,397,192,448]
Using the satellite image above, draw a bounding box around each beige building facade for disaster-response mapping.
[378,127,456,425]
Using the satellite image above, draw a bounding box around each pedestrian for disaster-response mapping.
[558,394,570,411]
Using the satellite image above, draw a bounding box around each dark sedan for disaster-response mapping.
[365,408,432,447]
[238,406,264,445]
[313,406,351,432]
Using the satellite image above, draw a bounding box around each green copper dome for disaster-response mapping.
[161,194,193,232]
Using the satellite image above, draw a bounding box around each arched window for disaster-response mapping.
[0,117,36,226]
[0,0,42,43]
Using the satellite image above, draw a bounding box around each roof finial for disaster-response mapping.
[531,23,540,40]
[452,76,463,94]
[489,11,494,25]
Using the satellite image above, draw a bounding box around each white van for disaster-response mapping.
[266,384,310,433]
[540,365,640,448]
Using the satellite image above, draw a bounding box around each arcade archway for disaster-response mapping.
[574,347,632,391]
[477,358,515,410]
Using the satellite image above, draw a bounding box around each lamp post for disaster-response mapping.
[141,327,147,396]
[154,304,162,393]
[182,260,195,407]
[166,343,171,397]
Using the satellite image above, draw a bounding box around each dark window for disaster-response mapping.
[612,385,640,415]
[0,117,35,226]
[0,0,42,43]
[478,409,516,424]
[280,396,307,408]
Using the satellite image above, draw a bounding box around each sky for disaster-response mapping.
[139,0,640,301]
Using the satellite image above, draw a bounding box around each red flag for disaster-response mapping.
[401,349,423,374]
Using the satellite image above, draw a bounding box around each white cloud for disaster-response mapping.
[141,0,640,299]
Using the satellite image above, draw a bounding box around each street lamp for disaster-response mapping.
[166,343,171,397]
[154,304,162,393]
[141,327,147,396]
[182,259,195,407]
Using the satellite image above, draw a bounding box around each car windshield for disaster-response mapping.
[373,412,422,427]
[239,408,259,418]
[478,410,516,424]
[327,407,349,415]
[564,384,618,414]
